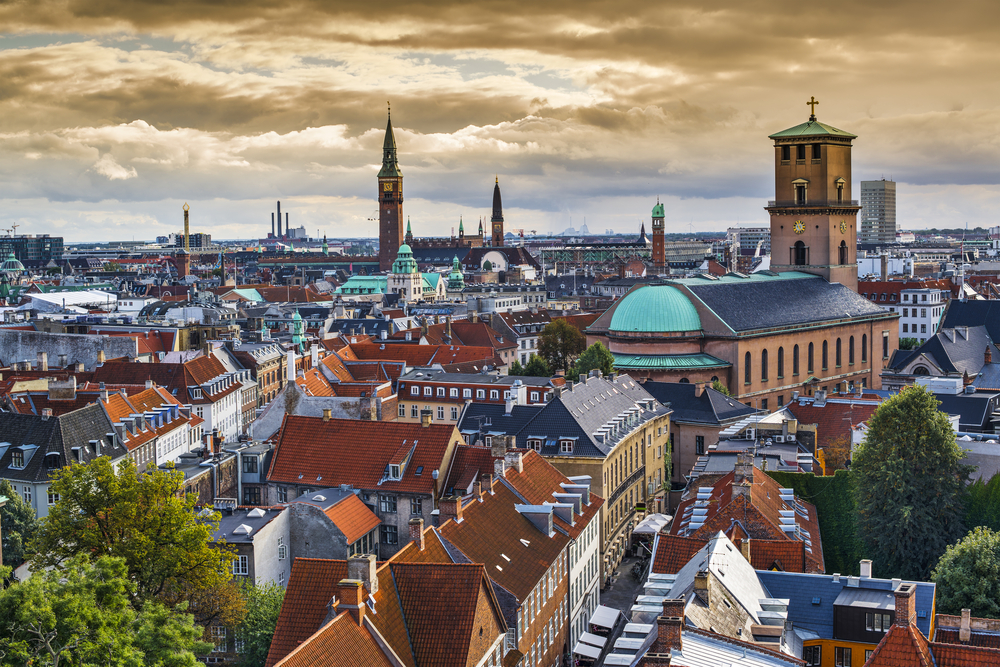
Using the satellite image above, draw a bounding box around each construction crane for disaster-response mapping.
[9,222,19,236]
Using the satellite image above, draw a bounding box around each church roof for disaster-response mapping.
[609,284,702,333]
[769,118,856,140]
[378,113,402,178]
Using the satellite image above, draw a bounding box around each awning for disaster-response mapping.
[580,632,607,648]
[633,513,672,534]
[590,605,621,629]
[572,642,601,659]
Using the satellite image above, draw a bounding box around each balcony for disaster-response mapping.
[767,199,858,208]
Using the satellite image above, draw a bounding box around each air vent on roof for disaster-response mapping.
[247,508,266,518]
[312,494,326,502]
[233,524,253,535]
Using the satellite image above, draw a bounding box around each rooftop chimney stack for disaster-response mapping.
[894,583,917,628]
[420,410,432,427]
[336,579,365,625]
[322,408,332,422]
[347,554,378,596]
[439,495,463,524]
[960,608,972,643]
[409,518,425,551]
[860,559,872,578]
[37,352,47,372]
[987,346,993,365]
[277,201,282,238]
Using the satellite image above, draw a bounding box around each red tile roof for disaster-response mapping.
[935,627,1000,649]
[297,367,335,396]
[266,559,349,667]
[450,321,517,351]
[786,401,879,450]
[745,538,806,573]
[443,444,499,496]
[267,415,462,495]
[651,534,709,575]
[865,624,936,667]
[931,642,1000,666]
[324,494,381,545]
[274,612,394,667]
[348,342,500,367]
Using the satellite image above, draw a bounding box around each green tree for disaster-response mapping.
[965,474,1000,532]
[234,580,285,667]
[538,319,585,374]
[573,341,615,381]
[931,526,1000,618]
[853,385,973,580]
[508,360,524,376]
[711,379,730,396]
[898,337,920,351]
[31,458,243,627]
[0,555,211,667]
[523,355,552,378]
[0,479,38,569]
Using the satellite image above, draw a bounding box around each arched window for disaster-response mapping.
[913,366,930,375]
[793,344,800,375]
[836,338,842,367]
[839,240,848,265]
[862,334,868,362]
[745,352,752,385]
[822,340,829,370]
[808,342,814,373]
[794,241,807,266]
[761,349,769,381]
[849,336,855,364]
[679,378,690,383]
[711,376,719,382]
[777,347,785,378]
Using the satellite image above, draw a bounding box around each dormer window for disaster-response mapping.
[528,439,542,452]
[193,388,203,399]
[390,465,401,480]
[560,440,574,453]
[10,448,24,469]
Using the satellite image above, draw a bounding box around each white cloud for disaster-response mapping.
[91,153,137,180]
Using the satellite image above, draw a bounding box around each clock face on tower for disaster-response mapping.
[840,220,847,234]
[794,220,805,234]
[383,182,393,192]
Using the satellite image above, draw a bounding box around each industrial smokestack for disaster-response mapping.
[285,212,289,236]
[271,212,275,237]
[277,201,282,238]
[183,203,190,251]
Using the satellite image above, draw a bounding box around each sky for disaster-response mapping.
[1,1,998,243]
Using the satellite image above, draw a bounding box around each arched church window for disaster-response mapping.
[794,241,807,266]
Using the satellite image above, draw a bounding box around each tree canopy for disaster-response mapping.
[0,479,37,569]
[31,458,243,627]
[508,360,525,376]
[234,580,285,667]
[0,555,211,667]
[538,319,585,374]
[523,354,552,378]
[932,527,1000,618]
[711,379,730,396]
[853,385,973,580]
[965,473,1000,532]
[573,341,615,381]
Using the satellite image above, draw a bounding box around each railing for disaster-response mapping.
[609,466,646,505]
[767,200,858,207]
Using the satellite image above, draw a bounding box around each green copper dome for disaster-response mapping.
[0,252,24,275]
[652,202,665,218]
[392,244,419,274]
[609,285,701,333]
[769,119,856,140]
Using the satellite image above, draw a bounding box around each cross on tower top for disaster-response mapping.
[807,96,819,121]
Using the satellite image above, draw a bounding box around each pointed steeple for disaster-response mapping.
[405,216,413,243]
[458,216,465,236]
[492,177,503,223]
[478,217,483,236]
[378,107,402,178]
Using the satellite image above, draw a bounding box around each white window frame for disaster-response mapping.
[232,555,249,576]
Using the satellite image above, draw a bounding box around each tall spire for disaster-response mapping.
[491,179,503,223]
[378,106,402,178]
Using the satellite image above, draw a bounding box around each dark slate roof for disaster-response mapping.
[941,300,1000,343]
[0,403,124,483]
[971,363,1000,391]
[639,381,758,425]
[685,276,889,332]
[327,319,395,336]
[457,404,543,444]
[757,570,935,639]
[933,392,1000,431]
[409,247,471,264]
[887,325,997,375]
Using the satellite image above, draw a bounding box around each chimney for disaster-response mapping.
[99,382,109,403]
[987,346,993,365]
[446,315,452,340]
[473,479,483,502]
[323,408,332,422]
[58,353,67,368]
[311,343,319,368]
[77,362,85,372]
[860,559,872,578]
[893,583,917,628]
[491,435,509,458]
[654,598,685,652]
[693,570,710,604]
[733,451,753,497]
[694,380,709,398]
[336,579,365,625]
[504,450,523,474]
[420,318,428,336]
[97,350,106,364]
[439,495,463,524]
[494,458,506,478]
[41,407,52,421]
[421,410,432,427]
[960,608,971,643]
[740,538,751,566]
[881,254,888,282]
[409,518,425,551]
[145,379,153,389]
[37,352,48,372]
[347,554,378,596]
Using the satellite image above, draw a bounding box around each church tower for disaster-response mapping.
[491,177,504,247]
[651,199,665,272]
[378,109,404,272]
[767,98,859,292]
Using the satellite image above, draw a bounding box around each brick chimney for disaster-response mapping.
[893,583,916,628]
[439,495,463,524]
[642,597,685,666]
[473,479,483,502]
[347,554,378,596]
[740,538,751,566]
[481,473,494,495]
[694,380,709,398]
[987,346,993,365]
[337,579,365,625]
[409,518,424,551]
[732,451,753,498]
[494,458,506,479]
[97,350,106,365]
[960,608,971,643]
[323,408,332,422]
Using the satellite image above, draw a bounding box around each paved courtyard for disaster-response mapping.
[599,554,647,615]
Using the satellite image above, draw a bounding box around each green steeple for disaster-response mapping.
[291,309,305,353]
[447,255,465,291]
[378,110,403,178]
[458,216,465,234]
[407,218,412,234]
[392,244,419,274]
[322,234,329,256]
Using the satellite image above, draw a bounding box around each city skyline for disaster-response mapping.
[1,1,998,242]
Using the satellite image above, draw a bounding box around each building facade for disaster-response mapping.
[859,179,897,245]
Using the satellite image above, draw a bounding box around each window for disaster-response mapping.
[232,555,249,576]
[234,634,246,654]
[796,144,806,160]
[866,612,891,632]
[822,340,829,370]
[695,435,706,455]
[530,391,539,402]
[777,347,784,378]
[243,486,261,505]
[22,485,31,505]
[463,388,472,398]
[211,625,227,652]
[839,240,848,265]
[399,404,406,417]
[381,525,398,545]
[777,395,783,407]
[411,497,423,514]
[834,647,852,667]
[808,342,814,372]
[794,240,807,265]
[836,338,842,367]
[865,650,874,661]
[849,336,855,364]
[744,352,752,384]
[803,645,821,667]
[761,398,768,410]
[277,487,288,503]
[379,495,397,513]
[10,449,24,469]
[410,386,419,396]
[528,439,542,452]
[793,344,800,375]
[278,537,287,560]
[47,491,59,505]
[411,405,418,418]
[903,308,908,317]
[922,294,928,301]
[437,387,445,397]
[490,390,499,400]
[921,308,927,318]
[812,143,821,160]
[242,456,258,474]
[862,334,868,362]
[476,389,485,399]
[437,406,445,420]
[423,386,432,396]
[560,439,574,453]
[883,334,889,358]
[450,388,459,398]
[761,349,768,381]
[451,407,459,420]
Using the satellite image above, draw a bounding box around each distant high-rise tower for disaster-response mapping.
[860,179,897,245]
[491,178,504,247]
[767,98,859,292]
[378,109,404,272]
[651,199,665,271]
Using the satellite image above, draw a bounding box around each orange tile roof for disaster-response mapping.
[297,368,335,396]
[393,526,455,564]
[502,450,603,541]
[935,627,1000,649]
[348,342,499,367]
[865,624,935,667]
[746,539,806,573]
[266,559,349,667]
[931,642,1000,666]
[324,494,381,545]
[321,353,356,383]
[443,445,499,495]
[267,415,461,495]
[651,534,709,575]
[786,401,879,450]
[273,611,394,667]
